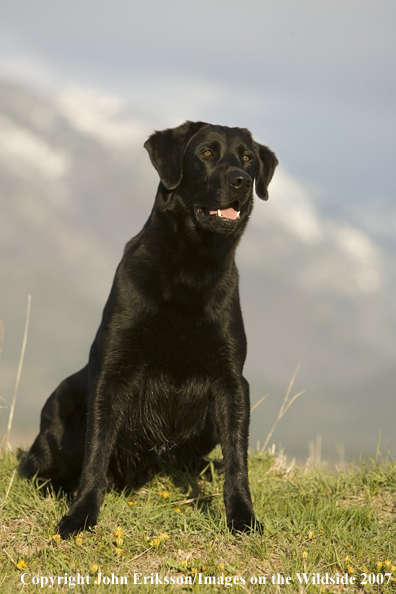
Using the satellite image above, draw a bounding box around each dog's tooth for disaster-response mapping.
[236,211,240,219]
[217,209,223,217]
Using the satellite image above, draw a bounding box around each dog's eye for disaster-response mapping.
[243,154,251,162]
[203,150,212,157]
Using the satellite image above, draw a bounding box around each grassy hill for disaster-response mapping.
[1,448,396,593]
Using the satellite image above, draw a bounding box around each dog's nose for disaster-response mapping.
[229,170,252,191]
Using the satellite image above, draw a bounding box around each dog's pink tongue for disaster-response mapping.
[210,208,239,220]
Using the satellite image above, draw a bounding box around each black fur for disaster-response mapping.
[23,121,278,538]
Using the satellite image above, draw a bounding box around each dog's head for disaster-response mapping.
[144,121,278,234]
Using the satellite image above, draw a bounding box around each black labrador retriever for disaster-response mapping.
[23,121,278,538]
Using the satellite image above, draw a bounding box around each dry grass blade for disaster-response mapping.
[0,320,4,363]
[260,363,305,455]
[152,493,221,508]
[5,295,31,450]
[3,469,16,503]
[2,548,18,567]
[0,322,10,417]
[250,394,268,413]
[129,546,153,563]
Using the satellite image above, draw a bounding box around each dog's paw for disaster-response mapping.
[58,513,96,540]
[228,515,264,534]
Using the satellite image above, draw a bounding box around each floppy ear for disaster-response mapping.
[144,121,208,190]
[253,141,279,201]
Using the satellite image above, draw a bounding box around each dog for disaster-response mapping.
[23,121,278,538]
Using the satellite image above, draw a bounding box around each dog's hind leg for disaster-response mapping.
[57,375,132,538]
[21,367,88,493]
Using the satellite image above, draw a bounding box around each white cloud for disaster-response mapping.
[0,113,71,178]
[56,86,148,148]
[251,167,382,294]
[332,222,381,293]
[257,168,324,244]
[0,54,58,89]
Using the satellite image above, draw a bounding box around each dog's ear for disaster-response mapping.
[253,141,279,201]
[144,121,208,190]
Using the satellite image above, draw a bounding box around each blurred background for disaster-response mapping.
[0,0,395,463]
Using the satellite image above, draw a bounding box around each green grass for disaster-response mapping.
[1,449,396,593]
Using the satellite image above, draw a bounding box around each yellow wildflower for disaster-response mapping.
[344,556,351,562]
[128,500,137,506]
[175,508,182,513]
[150,538,161,548]
[74,535,83,546]
[347,567,354,574]
[90,565,99,574]
[17,560,28,570]
[191,568,198,575]
[158,533,169,540]
[308,530,314,539]
[114,547,123,555]
[385,560,391,567]
[377,561,383,570]
[302,551,308,559]
[391,566,396,572]
[158,491,171,499]
[52,534,61,544]
[113,527,123,539]
[217,562,225,571]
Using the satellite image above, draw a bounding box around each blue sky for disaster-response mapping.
[0,0,395,199]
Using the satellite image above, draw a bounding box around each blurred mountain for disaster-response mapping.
[1,79,395,460]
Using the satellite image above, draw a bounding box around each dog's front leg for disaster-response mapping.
[58,380,127,539]
[213,377,262,533]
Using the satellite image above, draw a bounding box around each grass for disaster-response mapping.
[1,448,396,593]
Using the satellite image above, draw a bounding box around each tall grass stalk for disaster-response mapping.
[250,394,268,412]
[260,363,305,454]
[0,319,4,363]
[4,295,31,450]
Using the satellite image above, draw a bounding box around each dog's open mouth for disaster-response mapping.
[196,200,240,223]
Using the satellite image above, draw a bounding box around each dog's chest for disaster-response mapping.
[122,307,231,444]
[141,304,229,379]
